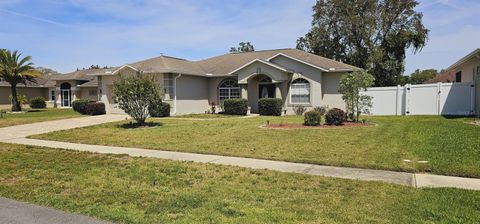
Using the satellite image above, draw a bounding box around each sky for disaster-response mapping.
[0,0,479,75]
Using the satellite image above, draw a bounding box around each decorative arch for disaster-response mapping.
[290,78,310,104]
[218,78,240,101]
[60,82,71,89]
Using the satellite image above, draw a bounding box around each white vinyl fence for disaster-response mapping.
[361,82,476,116]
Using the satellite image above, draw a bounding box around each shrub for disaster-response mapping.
[258,98,282,116]
[313,105,328,116]
[325,108,346,125]
[223,98,248,115]
[293,105,307,115]
[72,99,92,114]
[113,73,162,126]
[304,111,321,126]
[149,101,170,117]
[29,97,46,109]
[85,102,106,115]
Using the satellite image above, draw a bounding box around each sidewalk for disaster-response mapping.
[0,115,479,190]
[0,197,110,224]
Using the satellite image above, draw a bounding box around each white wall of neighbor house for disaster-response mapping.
[362,82,475,116]
[175,75,210,114]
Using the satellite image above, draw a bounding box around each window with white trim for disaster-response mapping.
[218,79,240,101]
[163,74,174,100]
[291,78,310,104]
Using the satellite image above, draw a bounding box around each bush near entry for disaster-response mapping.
[258,98,282,116]
[304,111,321,126]
[29,97,46,109]
[149,101,170,117]
[72,99,93,114]
[223,99,248,115]
[85,102,106,115]
[325,108,346,125]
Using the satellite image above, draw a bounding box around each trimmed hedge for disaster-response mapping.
[223,98,248,115]
[72,99,93,114]
[85,102,106,115]
[325,108,346,125]
[149,102,170,117]
[258,98,282,116]
[304,111,321,126]
[29,97,46,109]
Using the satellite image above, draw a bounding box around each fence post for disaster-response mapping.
[396,85,401,115]
[471,81,476,115]
[437,82,442,115]
[405,84,411,115]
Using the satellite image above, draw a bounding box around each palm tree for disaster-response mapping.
[0,50,41,111]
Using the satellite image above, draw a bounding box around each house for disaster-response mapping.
[0,69,101,109]
[89,48,358,115]
[426,48,480,115]
[0,75,56,108]
[427,48,480,83]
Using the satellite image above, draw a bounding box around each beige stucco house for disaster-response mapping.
[88,48,358,115]
[0,48,358,114]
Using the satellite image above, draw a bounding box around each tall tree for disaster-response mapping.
[230,42,255,53]
[410,69,438,84]
[0,50,41,111]
[297,0,428,86]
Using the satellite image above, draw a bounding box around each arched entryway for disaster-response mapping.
[60,82,72,107]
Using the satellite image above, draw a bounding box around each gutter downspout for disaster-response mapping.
[173,73,182,115]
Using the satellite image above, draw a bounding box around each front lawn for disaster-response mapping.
[173,113,244,119]
[0,144,479,223]
[32,116,480,177]
[0,109,83,127]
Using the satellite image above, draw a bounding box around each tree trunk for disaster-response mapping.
[10,84,21,112]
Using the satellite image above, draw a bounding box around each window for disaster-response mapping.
[163,74,174,100]
[455,71,462,82]
[290,78,310,104]
[89,89,97,96]
[49,90,55,101]
[218,79,240,101]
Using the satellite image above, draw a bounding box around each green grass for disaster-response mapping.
[0,109,82,127]
[173,113,243,119]
[32,116,480,177]
[1,143,479,223]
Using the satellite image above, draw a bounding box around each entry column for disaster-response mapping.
[240,84,248,99]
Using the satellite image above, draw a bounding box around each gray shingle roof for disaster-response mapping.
[59,48,359,80]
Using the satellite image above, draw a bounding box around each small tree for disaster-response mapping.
[113,72,162,126]
[339,71,374,122]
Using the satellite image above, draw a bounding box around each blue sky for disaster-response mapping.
[0,0,479,75]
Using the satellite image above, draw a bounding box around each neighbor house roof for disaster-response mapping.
[0,75,56,88]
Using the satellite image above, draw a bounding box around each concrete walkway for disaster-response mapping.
[1,115,480,190]
[0,197,110,224]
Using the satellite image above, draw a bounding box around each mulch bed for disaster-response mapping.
[262,122,372,129]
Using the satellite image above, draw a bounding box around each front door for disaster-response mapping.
[259,84,276,99]
[61,89,71,107]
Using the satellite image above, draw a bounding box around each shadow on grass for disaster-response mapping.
[117,121,163,129]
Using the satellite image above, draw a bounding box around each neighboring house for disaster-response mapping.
[426,48,480,116]
[88,48,358,115]
[427,48,480,84]
[0,75,56,107]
